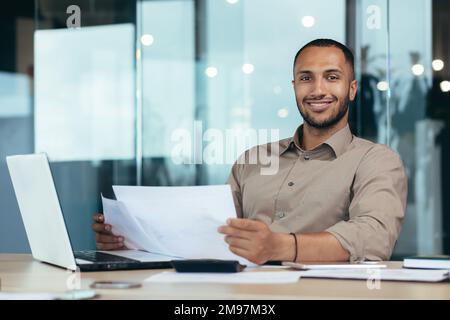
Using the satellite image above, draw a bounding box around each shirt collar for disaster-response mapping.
[324,124,353,157]
[279,124,353,158]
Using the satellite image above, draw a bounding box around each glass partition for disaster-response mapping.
[140,0,347,186]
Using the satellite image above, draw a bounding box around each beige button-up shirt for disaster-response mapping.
[227,124,408,262]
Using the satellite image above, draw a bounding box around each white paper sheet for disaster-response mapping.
[282,262,387,270]
[0,290,97,300]
[297,268,450,282]
[103,185,249,264]
[145,271,303,284]
[102,195,169,255]
[0,292,56,300]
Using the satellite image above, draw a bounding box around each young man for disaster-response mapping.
[92,39,407,264]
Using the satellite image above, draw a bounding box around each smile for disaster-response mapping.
[304,100,335,112]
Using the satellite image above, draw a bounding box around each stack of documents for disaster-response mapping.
[296,268,450,282]
[102,185,250,264]
[282,262,449,282]
[282,262,387,270]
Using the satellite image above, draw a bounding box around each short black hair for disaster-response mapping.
[293,39,355,80]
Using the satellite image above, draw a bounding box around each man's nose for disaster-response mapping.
[310,78,327,96]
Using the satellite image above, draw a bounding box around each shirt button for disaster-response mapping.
[304,155,310,160]
[288,181,294,186]
[276,212,286,219]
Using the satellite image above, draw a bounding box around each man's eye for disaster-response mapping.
[300,76,311,81]
[327,75,339,80]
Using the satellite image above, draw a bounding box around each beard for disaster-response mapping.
[298,95,349,129]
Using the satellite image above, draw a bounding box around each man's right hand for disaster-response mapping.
[92,213,126,250]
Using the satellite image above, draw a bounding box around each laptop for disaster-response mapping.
[6,153,174,272]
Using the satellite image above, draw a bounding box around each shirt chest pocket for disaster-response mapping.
[300,183,352,222]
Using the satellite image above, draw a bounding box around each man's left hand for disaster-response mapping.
[218,218,283,265]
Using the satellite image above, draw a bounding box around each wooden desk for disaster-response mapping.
[1,254,449,299]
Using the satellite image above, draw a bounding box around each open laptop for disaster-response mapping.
[6,153,174,272]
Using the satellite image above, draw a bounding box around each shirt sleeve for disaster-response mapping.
[326,145,408,262]
[226,152,247,218]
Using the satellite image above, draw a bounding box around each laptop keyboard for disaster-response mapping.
[74,250,138,264]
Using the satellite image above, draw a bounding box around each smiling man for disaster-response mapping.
[92,39,407,265]
[216,38,408,264]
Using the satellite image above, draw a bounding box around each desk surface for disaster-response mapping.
[1,254,449,300]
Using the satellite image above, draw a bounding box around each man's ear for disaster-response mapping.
[349,79,358,101]
[291,80,295,87]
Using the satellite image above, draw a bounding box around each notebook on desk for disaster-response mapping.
[403,255,450,270]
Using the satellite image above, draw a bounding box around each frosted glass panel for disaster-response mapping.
[34,24,135,161]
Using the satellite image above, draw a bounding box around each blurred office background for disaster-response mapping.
[1,0,449,258]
